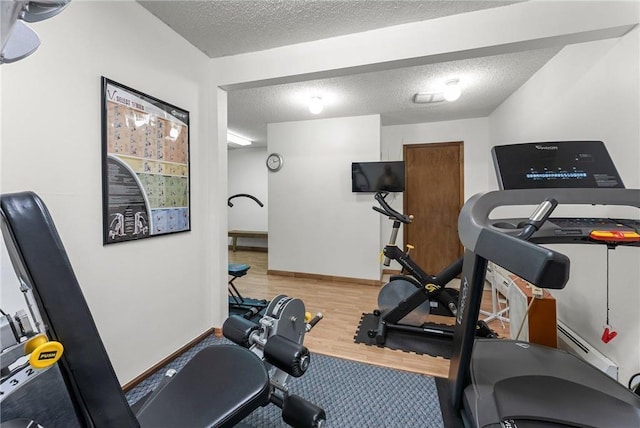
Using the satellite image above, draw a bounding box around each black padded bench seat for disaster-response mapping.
[136,345,270,427]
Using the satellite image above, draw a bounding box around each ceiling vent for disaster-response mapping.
[413,92,445,104]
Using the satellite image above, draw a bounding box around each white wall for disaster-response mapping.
[268,115,381,280]
[0,1,218,384]
[489,28,640,384]
[379,118,490,267]
[382,118,491,200]
[228,146,268,248]
[2,0,638,388]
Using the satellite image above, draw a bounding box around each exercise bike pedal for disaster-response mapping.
[282,394,326,428]
[475,320,499,338]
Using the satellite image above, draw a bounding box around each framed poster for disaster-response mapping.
[101,77,190,244]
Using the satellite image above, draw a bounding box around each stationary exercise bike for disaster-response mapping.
[374,192,460,315]
[227,193,269,318]
[368,191,496,346]
[223,295,325,428]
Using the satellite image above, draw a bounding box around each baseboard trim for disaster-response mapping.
[382,269,401,276]
[122,327,220,392]
[267,269,381,287]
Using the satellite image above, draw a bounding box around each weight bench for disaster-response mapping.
[228,263,268,318]
[0,192,277,427]
[228,230,268,252]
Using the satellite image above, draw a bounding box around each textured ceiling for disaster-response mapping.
[137,0,568,148]
[139,0,519,58]
[227,46,563,145]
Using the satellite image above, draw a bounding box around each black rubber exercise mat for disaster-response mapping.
[354,312,454,359]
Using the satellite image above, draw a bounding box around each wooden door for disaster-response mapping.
[403,142,463,275]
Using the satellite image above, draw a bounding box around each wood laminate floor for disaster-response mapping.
[228,250,511,379]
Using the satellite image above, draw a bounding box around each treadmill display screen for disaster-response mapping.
[492,141,625,190]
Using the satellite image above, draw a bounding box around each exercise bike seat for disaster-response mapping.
[229,263,250,277]
[135,345,270,427]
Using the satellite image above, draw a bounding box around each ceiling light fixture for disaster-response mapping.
[309,96,323,114]
[227,131,252,146]
[1,0,71,64]
[443,79,461,102]
[413,92,445,104]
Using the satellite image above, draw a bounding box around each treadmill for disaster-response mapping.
[448,141,640,427]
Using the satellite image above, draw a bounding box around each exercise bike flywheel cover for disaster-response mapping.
[378,278,433,326]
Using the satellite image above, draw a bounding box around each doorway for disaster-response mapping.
[403,142,464,275]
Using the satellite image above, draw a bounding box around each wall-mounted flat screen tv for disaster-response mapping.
[352,161,405,192]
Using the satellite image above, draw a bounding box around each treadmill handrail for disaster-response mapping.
[458,188,639,289]
[476,227,569,289]
[459,188,640,250]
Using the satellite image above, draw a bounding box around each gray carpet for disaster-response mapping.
[126,334,445,427]
[0,333,445,427]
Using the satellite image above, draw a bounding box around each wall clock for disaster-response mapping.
[266,153,284,172]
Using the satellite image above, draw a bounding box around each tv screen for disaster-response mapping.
[352,161,405,192]
[492,141,624,190]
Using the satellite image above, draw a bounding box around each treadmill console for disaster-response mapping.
[490,141,638,246]
[492,141,624,190]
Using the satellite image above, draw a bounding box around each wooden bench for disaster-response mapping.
[228,230,268,252]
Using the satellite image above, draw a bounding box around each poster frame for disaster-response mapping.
[101,77,191,245]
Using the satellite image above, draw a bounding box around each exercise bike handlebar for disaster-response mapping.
[372,206,393,217]
[373,191,412,224]
[228,193,265,208]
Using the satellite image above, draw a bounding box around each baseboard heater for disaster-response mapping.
[557,321,618,381]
